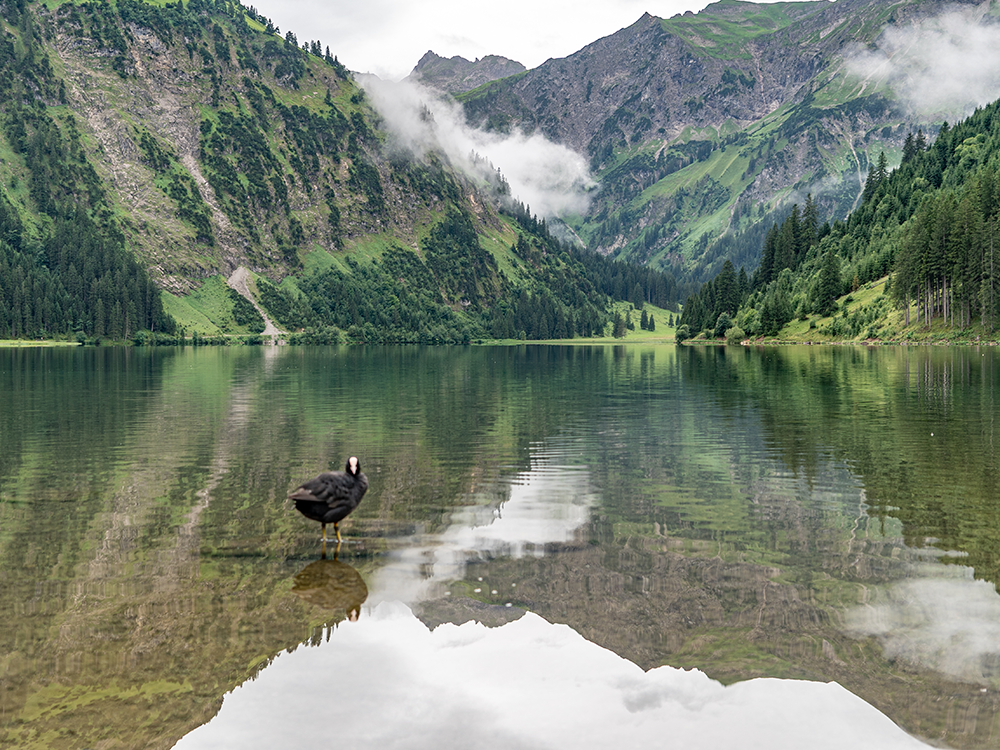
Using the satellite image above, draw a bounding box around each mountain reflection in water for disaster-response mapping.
[177,436,931,750]
[7,345,1000,749]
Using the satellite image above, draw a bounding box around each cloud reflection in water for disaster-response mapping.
[370,448,598,604]
[847,561,1000,686]
[174,601,930,750]
[174,445,933,749]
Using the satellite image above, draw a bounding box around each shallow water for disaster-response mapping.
[3,344,1000,748]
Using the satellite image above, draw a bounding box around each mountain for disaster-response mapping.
[3,0,993,345]
[406,50,526,94]
[0,0,678,344]
[457,0,991,283]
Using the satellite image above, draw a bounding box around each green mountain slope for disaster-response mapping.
[678,98,1000,342]
[0,0,679,343]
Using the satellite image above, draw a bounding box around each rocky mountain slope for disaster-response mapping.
[456,0,992,281]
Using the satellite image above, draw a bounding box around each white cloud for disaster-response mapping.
[360,75,596,218]
[844,10,1000,119]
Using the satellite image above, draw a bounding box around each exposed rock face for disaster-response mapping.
[460,0,981,159]
[456,0,987,270]
[407,50,526,94]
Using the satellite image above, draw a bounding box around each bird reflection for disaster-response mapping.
[292,549,368,621]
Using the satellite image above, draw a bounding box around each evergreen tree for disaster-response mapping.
[862,151,889,204]
[815,247,841,316]
[612,310,626,338]
[902,132,918,163]
[714,312,733,339]
[756,223,779,288]
[714,260,740,317]
[802,193,818,249]
[631,282,644,309]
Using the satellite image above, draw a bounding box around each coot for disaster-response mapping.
[289,456,368,544]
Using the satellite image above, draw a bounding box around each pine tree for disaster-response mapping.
[631,282,644,309]
[756,223,779,288]
[714,260,740,317]
[863,151,889,204]
[612,310,626,338]
[816,247,841,316]
[802,193,818,249]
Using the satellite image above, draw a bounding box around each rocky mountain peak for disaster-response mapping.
[407,50,526,94]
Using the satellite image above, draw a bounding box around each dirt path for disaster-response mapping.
[227,266,285,340]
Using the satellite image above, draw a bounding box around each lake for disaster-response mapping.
[3,343,1000,748]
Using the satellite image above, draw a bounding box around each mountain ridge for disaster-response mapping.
[1,0,996,343]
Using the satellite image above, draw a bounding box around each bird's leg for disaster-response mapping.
[334,522,343,544]
[321,523,327,543]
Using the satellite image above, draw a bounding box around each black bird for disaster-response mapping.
[289,456,368,545]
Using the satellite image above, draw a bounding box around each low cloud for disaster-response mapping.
[359,75,596,218]
[845,9,1000,120]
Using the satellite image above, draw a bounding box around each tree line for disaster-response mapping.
[680,95,1000,340]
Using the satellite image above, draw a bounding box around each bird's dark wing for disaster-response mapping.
[289,471,352,503]
[289,470,366,524]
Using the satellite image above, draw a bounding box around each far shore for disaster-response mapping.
[0,340,81,347]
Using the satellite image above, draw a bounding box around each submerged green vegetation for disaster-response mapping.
[4,344,1000,749]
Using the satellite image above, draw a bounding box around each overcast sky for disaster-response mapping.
[249,0,731,80]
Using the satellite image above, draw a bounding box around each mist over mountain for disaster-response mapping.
[361,74,595,219]
[844,7,1000,120]
[0,0,685,344]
